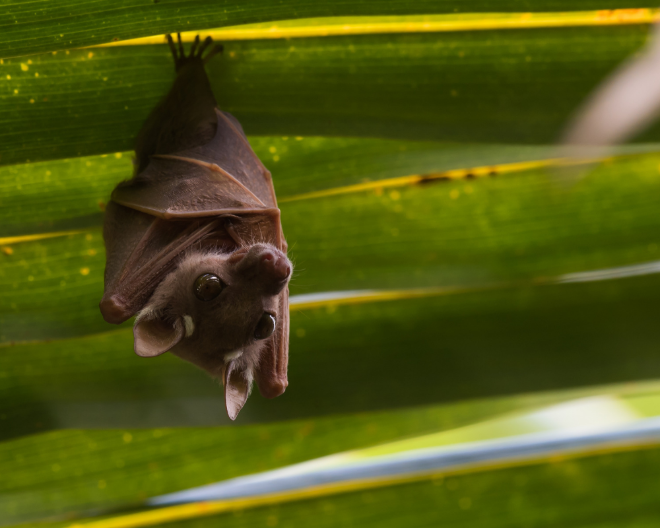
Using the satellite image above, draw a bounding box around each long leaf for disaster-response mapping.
[3,150,660,341]
[0,25,654,165]
[0,140,562,238]
[3,384,660,525]
[2,4,657,58]
[4,270,660,437]
[3,7,660,528]
[0,390,579,523]
[146,446,660,528]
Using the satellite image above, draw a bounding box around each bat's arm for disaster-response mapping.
[222,209,284,251]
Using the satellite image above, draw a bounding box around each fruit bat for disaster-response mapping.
[99,34,292,420]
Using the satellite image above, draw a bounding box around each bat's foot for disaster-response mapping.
[166,33,223,71]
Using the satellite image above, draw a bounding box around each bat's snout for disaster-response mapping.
[260,251,291,282]
[234,245,291,286]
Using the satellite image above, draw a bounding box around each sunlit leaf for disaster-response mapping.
[156,445,660,528]
[0,139,562,237]
[0,390,573,523]
[4,268,660,439]
[1,25,656,165]
[3,384,660,525]
[3,4,656,58]
[3,151,660,342]
[3,6,660,528]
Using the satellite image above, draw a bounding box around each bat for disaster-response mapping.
[99,34,292,420]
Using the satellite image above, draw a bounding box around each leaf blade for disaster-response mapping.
[3,3,658,58]
[1,25,654,165]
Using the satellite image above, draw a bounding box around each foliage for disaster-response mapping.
[2,5,660,527]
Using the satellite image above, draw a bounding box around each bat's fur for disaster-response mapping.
[135,244,291,395]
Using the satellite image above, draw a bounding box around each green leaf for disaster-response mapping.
[2,4,655,59]
[4,270,660,437]
[3,150,660,342]
[155,446,660,528]
[3,384,660,525]
[0,139,562,238]
[0,393,550,523]
[0,153,129,237]
[0,384,647,524]
[3,7,660,527]
[1,24,655,166]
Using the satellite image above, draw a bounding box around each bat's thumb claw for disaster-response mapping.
[100,294,131,324]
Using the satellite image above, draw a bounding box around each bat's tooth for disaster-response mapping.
[183,315,195,337]
[224,350,243,362]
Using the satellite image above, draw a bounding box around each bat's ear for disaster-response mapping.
[134,316,185,358]
[224,360,250,420]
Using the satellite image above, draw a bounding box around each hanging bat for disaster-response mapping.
[99,34,292,420]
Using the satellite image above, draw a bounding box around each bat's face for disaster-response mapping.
[133,243,292,419]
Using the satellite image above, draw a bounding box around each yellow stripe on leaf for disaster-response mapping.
[98,9,660,47]
[0,230,84,246]
[281,159,555,203]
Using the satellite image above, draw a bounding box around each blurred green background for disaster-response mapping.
[3,3,660,527]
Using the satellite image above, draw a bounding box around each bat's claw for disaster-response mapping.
[166,33,223,71]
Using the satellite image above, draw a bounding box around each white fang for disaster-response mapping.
[183,315,194,337]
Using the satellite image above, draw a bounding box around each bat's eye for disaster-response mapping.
[254,313,276,340]
[193,273,224,301]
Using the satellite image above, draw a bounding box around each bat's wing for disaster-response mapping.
[113,156,273,219]
[112,159,283,249]
[100,206,222,324]
[116,108,277,213]
[255,286,289,399]
[102,195,283,324]
[113,107,283,249]
[562,23,660,152]
[184,109,278,208]
[103,108,285,324]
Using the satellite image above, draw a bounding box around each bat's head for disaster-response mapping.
[133,243,292,419]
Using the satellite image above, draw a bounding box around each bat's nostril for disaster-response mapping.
[272,259,291,281]
[261,253,290,281]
